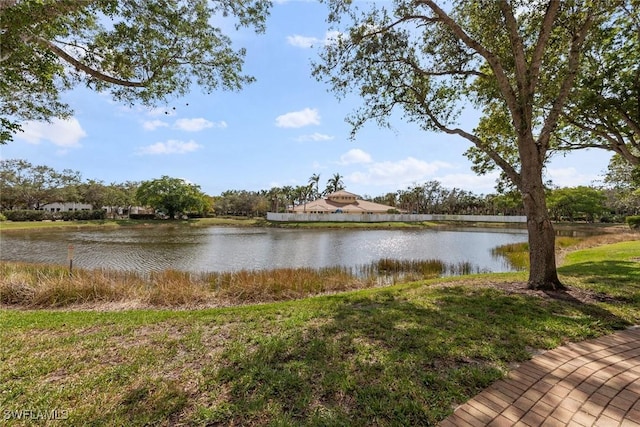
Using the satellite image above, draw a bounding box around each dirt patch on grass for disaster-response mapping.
[429,279,623,306]
[500,282,622,304]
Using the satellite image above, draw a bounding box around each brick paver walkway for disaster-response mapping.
[439,326,640,427]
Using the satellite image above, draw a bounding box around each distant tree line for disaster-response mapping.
[0,159,138,216]
[1,159,638,222]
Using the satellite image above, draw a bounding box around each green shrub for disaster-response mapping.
[626,215,640,229]
[2,209,106,222]
[0,212,6,221]
[3,210,47,221]
[60,210,106,221]
[130,213,157,220]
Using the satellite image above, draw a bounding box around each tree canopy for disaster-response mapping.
[136,176,210,219]
[314,0,620,290]
[0,158,81,209]
[0,0,270,143]
[558,1,640,166]
[547,186,606,222]
[603,153,640,216]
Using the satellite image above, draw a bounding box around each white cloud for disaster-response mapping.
[142,120,169,131]
[174,118,222,132]
[287,35,317,48]
[437,172,500,195]
[136,139,202,155]
[17,118,87,148]
[143,118,226,132]
[545,167,599,188]
[348,157,452,187]
[275,108,320,128]
[287,31,341,48]
[118,105,180,118]
[339,148,372,165]
[295,132,334,142]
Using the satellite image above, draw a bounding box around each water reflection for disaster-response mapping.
[0,226,528,274]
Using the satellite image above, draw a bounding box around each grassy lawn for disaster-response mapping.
[0,240,638,425]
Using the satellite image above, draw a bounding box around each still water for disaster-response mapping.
[0,226,528,273]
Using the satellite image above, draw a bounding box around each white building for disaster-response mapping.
[40,202,93,212]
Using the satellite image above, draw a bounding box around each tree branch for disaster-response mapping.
[355,13,484,78]
[537,13,595,151]
[572,119,640,165]
[363,14,440,39]
[498,0,529,104]
[35,36,148,88]
[418,0,521,139]
[407,85,522,187]
[619,108,640,138]
[529,1,560,95]
[385,55,486,79]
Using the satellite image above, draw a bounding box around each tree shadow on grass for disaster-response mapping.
[559,260,640,302]
[201,284,631,426]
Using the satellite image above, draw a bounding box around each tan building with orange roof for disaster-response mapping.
[269,191,526,222]
[290,190,399,214]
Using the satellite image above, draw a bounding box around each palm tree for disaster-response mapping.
[325,172,345,195]
[293,185,312,212]
[267,186,284,213]
[281,185,295,212]
[308,173,321,199]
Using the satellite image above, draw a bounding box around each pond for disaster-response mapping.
[0,226,529,274]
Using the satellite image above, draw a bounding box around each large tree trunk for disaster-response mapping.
[521,166,565,291]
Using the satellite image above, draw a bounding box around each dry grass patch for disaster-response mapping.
[2,229,636,311]
[0,261,438,310]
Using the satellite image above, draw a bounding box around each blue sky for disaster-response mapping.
[1,1,612,198]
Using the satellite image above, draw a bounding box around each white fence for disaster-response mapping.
[266,213,527,223]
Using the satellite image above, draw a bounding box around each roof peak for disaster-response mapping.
[326,190,359,198]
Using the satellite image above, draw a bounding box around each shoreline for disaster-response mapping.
[1,230,636,312]
[0,216,630,233]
